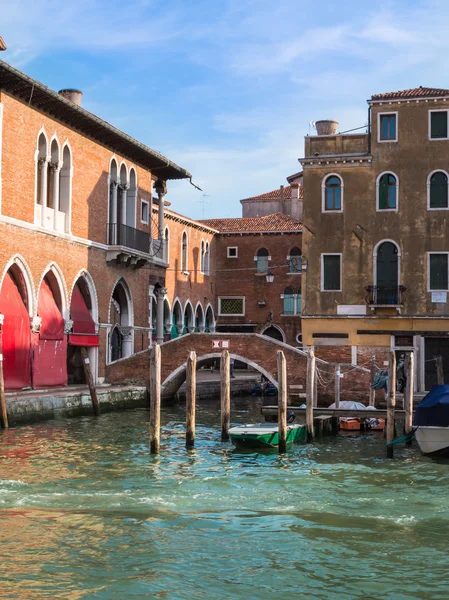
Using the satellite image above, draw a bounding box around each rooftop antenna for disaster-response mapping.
[197,194,211,219]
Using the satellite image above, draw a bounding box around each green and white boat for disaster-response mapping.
[229,423,306,449]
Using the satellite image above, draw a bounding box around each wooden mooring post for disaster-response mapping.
[404,353,414,439]
[0,317,8,429]
[436,355,444,385]
[186,351,197,448]
[277,351,287,453]
[150,344,161,454]
[306,348,316,442]
[332,364,341,435]
[369,355,376,407]
[220,349,231,441]
[80,347,100,417]
[386,350,396,458]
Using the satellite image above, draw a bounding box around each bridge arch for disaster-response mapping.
[161,351,277,399]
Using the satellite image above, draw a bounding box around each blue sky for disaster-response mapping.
[2,0,449,219]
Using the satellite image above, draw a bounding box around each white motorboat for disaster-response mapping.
[413,385,449,456]
[415,427,449,456]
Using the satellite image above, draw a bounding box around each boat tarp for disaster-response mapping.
[413,385,449,427]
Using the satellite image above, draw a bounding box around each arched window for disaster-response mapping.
[118,164,128,232]
[164,226,170,263]
[48,138,60,210]
[262,325,284,342]
[372,241,401,305]
[256,248,269,273]
[288,247,302,273]
[283,286,294,314]
[181,232,188,272]
[36,132,48,209]
[204,242,210,275]
[323,175,342,211]
[59,145,72,233]
[429,171,449,209]
[108,159,118,244]
[377,173,398,210]
[200,240,205,273]
[127,168,137,227]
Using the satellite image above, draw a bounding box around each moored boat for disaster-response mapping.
[229,423,306,449]
[414,385,449,456]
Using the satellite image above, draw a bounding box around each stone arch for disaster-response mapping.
[119,161,129,185]
[195,302,205,332]
[37,262,69,317]
[171,297,183,337]
[163,297,171,334]
[161,352,278,400]
[0,254,35,316]
[261,324,286,343]
[69,269,99,323]
[108,277,134,361]
[205,303,215,333]
[183,300,195,334]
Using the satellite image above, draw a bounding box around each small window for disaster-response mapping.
[283,286,294,315]
[219,297,245,316]
[141,200,149,224]
[227,247,238,258]
[429,171,449,209]
[256,248,269,272]
[430,111,448,140]
[322,254,341,291]
[378,173,397,210]
[429,253,449,290]
[324,176,342,211]
[289,247,302,273]
[379,114,397,141]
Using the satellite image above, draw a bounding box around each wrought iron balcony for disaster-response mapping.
[107,223,150,253]
[366,285,406,306]
[106,223,166,268]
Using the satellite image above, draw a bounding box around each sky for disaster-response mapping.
[2,0,449,219]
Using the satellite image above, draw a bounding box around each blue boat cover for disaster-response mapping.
[413,385,449,427]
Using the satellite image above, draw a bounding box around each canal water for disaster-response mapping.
[0,397,447,599]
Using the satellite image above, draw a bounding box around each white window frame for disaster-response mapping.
[280,291,302,315]
[376,171,399,212]
[427,251,449,292]
[218,296,245,317]
[427,169,449,210]
[377,111,398,143]
[140,199,149,224]
[227,246,238,258]
[321,173,344,213]
[321,253,342,292]
[429,109,449,140]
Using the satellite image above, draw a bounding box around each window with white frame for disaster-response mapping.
[378,112,397,142]
[218,297,245,316]
[428,171,449,209]
[377,172,398,210]
[428,253,449,291]
[141,199,149,224]
[430,110,449,140]
[282,287,302,315]
[322,174,343,212]
[321,254,342,291]
[256,248,269,272]
[227,246,238,258]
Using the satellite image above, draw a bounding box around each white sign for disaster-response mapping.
[432,292,447,303]
[212,340,230,349]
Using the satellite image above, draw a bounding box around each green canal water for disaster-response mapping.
[0,397,448,599]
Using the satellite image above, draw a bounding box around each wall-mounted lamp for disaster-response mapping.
[266,271,275,283]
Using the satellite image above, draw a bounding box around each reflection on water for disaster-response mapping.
[0,396,447,599]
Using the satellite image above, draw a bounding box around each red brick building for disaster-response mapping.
[0,60,190,389]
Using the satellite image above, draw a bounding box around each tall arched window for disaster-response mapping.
[429,171,449,209]
[204,242,210,275]
[127,168,137,227]
[36,132,48,209]
[108,159,118,244]
[377,173,398,210]
[323,175,342,211]
[283,286,294,314]
[200,240,205,273]
[256,248,269,273]
[373,241,401,304]
[181,232,188,272]
[288,247,302,273]
[59,145,72,233]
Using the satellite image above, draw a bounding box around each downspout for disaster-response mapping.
[367,104,372,154]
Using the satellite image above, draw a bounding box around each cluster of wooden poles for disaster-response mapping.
[149,345,293,454]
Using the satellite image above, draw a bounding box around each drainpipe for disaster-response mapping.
[367,105,372,154]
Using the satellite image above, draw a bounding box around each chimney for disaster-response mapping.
[279,185,285,214]
[0,36,7,51]
[58,89,83,106]
[315,120,339,135]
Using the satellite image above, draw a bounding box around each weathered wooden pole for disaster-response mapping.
[80,346,100,416]
[386,350,397,458]
[186,351,197,447]
[306,348,315,442]
[436,355,444,385]
[369,355,376,407]
[0,317,8,429]
[220,349,231,441]
[150,344,161,454]
[277,350,287,453]
[404,353,414,437]
[313,360,318,407]
[335,364,341,408]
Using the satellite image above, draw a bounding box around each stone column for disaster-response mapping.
[51,163,60,230]
[120,184,129,228]
[110,180,118,244]
[155,287,167,345]
[154,180,167,259]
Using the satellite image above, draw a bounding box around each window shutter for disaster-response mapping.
[323,255,341,290]
[379,176,388,209]
[430,172,448,208]
[430,254,448,290]
[431,112,448,139]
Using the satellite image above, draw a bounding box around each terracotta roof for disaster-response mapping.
[162,207,219,233]
[240,184,303,203]
[200,212,302,233]
[371,87,449,101]
[0,37,6,51]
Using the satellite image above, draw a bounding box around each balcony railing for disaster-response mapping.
[366,285,406,306]
[107,223,150,254]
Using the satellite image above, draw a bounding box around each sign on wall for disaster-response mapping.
[212,340,230,349]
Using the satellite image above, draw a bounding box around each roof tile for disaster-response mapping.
[371,87,449,101]
[240,184,303,203]
[200,212,302,233]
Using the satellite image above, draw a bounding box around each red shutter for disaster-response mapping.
[38,279,64,340]
[69,283,99,346]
